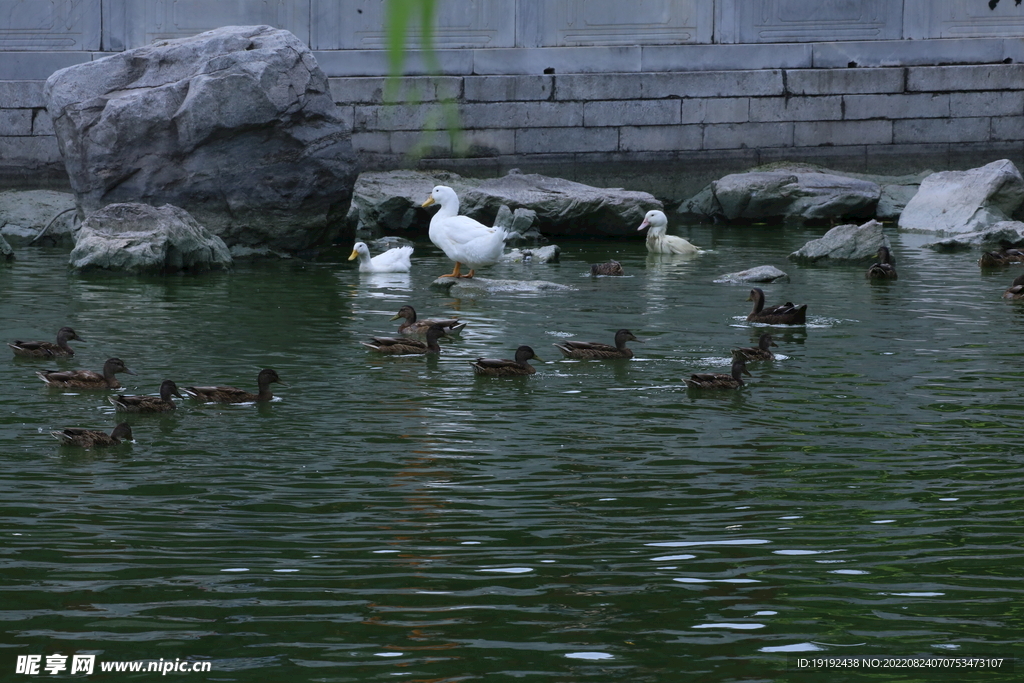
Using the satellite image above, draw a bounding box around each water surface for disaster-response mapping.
[1,224,1021,681]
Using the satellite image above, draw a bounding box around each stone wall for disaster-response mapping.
[3,1,1024,199]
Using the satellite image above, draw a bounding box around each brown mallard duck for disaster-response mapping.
[183,368,285,403]
[1003,273,1024,299]
[362,323,447,355]
[109,379,183,413]
[685,352,751,389]
[390,305,466,336]
[471,345,542,376]
[590,260,625,276]
[979,243,1024,267]
[746,288,807,325]
[36,357,135,389]
[734,333,778,361]
[9,326,84,358]
[553,329,641,360]
[51,422,133,448]
[866,246,898,280]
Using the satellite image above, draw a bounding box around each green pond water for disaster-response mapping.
[1,224,1022,682]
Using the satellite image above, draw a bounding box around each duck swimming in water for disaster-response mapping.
[733,333,778,361]
[866,246,898,280]
[183,369,285,403]
[36,357,135,389]
[390,305,466,336]
[51,422,133,448]
[362,324,448,355]
[637,210,700,255]
[1003,272,1024,299]
[553,329,641,360]
[590,260,625,276]
[348,241,413,273]
[746,288,807,325]
[9,327,84,358]
[471,345,542,376]
[685,352,751,389]
[109,379,183,413]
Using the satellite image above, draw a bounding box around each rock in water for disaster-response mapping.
[44,25,358,253]
[70,203,232,274]
[789,219,891,263]
[898,159,1024,235]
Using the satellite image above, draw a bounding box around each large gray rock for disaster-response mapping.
[0,190,77,247]
[0,233,13,262]
[460,171,661,237]
[45,25,358,253]
[347,170,481,235]
[70,203,232,273]
[898,159,1024,235]
[712,170,880,223]
[789,219,890,262]
[924,221,1024,251]
[713,265,789,283]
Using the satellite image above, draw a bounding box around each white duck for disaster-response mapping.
[348,241,413,273]
[422,185,507,278]
[637,209,700,255]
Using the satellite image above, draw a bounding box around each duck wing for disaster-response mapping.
[39,369,103,383]
[369,246,414,272]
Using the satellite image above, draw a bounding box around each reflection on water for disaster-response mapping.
[2,226,1023,682]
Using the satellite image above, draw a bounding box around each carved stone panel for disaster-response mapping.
[0,0,101,50]
[518,0,712,47]
[312,0,515,50]
[715,0,904,44]
[105,0,310,51]
[904,0,1024,39]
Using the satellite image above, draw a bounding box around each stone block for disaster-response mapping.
[642,44,812,71]
[951,91,1024,117]
[794,120,892,147]
[390,130,453,157]
[706,98,750,123]
[331,76,462,105]
[584,100,679,127]
[461,129,516,156]
[904,1,1024,39]
[0,81,46,108]
[786,68,904,95]
[32,110,55,136]
[0,52,91,80]
[515,127,618,154]
[703,122,794,150]
[0,110,32,136]
[313,49,474,77]
[313,0,514,50]
[351,131,391,154]
[519,1,713,47]
[643,70,784,98]
[0,0,100,51]
[893,117,991,144]
[465,75,552,102]
[620,125,702,152]
[555,74,641,101]
[0,136,62,166]
[461,102,583,130]
[749,96,842,122]
[679,99,706,124]
[843,93,950,120]
[908,64,1024,92]
[991,116,1024,142]
[473,46,642,75]
[715,0,904,43]
[109,0,311,50]
[813,38,1005,68]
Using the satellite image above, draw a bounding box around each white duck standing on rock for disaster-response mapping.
[422,185,507,278]
[638,209,700,255]
[348,241,413,273]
